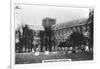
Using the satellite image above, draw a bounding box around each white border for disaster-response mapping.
[10,0,95,69]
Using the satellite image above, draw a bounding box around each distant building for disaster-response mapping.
[51,10,93,50]
[52,18,90,43]
[15,10,93,53]
[41,10,93,51]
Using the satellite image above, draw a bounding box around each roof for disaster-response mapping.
[52,18,89,30]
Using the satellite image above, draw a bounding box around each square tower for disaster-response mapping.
[42,17,56,27]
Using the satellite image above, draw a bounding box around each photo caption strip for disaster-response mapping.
[42,59,71,63]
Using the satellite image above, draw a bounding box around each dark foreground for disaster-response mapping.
[15,52,93,64]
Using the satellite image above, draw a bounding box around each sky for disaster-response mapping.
[15,4,90,30]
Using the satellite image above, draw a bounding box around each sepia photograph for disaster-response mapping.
[14,3,94,64]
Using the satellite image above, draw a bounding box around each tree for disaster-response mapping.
[15,29,21,53]
[39,30,45,52]
[69,31,87,48]
[44,26,54,51]
[29,30,34,52]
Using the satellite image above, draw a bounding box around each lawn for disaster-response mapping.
[15,52,93,64]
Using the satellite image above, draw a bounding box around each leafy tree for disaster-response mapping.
[69,31,87,48]
[44,26,55,51]
[39,30,45,52]
[22,24,34,52]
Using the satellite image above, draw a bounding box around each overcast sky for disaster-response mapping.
[15,4,90,30]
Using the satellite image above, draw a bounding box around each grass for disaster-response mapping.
[15,51,93,64]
